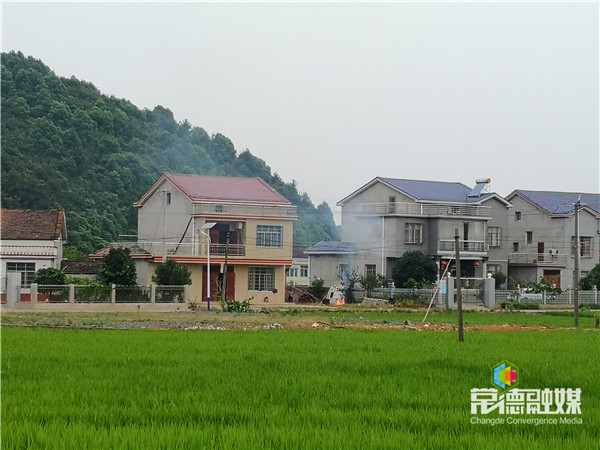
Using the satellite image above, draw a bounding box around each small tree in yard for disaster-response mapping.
[357,274,382,298]
[391,251,437,288]
[580,263,600,290]
[97,247,137,286]
[33,268,67,285]
[152,260,192,286]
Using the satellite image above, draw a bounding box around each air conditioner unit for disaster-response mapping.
[548,249,558,255]
[236,222,244,230]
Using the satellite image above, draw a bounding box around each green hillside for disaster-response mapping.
[1,51,339,255]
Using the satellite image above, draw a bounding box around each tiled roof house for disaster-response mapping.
[129,173,298,304]
[1,209,67,285]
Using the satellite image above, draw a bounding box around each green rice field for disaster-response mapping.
[1,314,599,449]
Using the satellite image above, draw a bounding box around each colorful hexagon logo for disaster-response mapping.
[491,361,519,391]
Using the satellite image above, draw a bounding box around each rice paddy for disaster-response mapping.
[1,311,599,449]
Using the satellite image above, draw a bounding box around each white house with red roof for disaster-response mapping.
[1,209,67,288]
[130,173,297,304]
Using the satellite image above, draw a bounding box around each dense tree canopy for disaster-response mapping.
[152,260,192,286]
[391,251,438,288]
[1,51,340,255]
[96,247,137,286]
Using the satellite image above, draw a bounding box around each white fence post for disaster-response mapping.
[151,284,156,304]
[30,283,38,303]
[594,286,598,304]
[69,284,75,304]
[111,284,116,304]
[183,285,189,304]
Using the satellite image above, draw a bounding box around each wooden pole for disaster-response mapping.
[455,228,464,342]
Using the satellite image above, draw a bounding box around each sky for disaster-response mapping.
[2,2,599,223]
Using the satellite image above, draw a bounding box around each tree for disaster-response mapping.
[33,267,66,285]
[152,260,192,286]
[357,273,382,298]
[580,263,600,290]
[491,271,508,289]
[97,247,136,286]
[391,251,438,288]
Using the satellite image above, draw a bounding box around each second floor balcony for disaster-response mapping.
[508,252,568,267]
[438,239,487,254]
[347,202,491,218]
[116,241,246,258]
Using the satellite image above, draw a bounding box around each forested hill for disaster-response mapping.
[1,51,339,255]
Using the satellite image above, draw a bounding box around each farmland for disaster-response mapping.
[1,310,599,449]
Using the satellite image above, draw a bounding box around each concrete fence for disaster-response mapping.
[3,281,189,309]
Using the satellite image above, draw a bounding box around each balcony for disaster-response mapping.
[193,202,297,219]
[114,241,245,258]
[438,240,487,254]
[508,252,568,267]
[348,202,491,218]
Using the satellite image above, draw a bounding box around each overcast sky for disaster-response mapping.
[2,2,598,222]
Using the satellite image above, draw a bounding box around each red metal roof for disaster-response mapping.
[136,174,292,206]
[1,209,67,240]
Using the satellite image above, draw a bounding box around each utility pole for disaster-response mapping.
[455,228,464,342]
[574,197,581,328]
[222,232,230,300]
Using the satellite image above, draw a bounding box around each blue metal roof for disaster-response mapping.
[379,178,491,203]
[513,190,600,216]
[305,241,356,254]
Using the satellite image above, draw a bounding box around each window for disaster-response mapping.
[388,196,396,213]
[487,227,502,248]
[405,223,423,244]
[526,231,533,245]
[256,225,283,248]
[487,264,502,274]
[571,236,592,258]
[287,266,298,277]
[6,262,36,286]
[248,266,275,291]
[300,265,308,277]
[365,264,377,276]
[513,242,520,252]
[215,204,226,213]
[515,211,522,221]
[166,192,171,204]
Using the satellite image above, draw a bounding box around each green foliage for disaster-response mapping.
[152,260,192,286]
[96,247,136,286]
[580,263,600,290]
[491,271,507,289]
[357,274,383,298]
[532,277,561,294]
[307,277,327,301]
[391,251,438,288]
[220,298,253,313]
[500,302,540,311]
[1,51,339,254]
[32,268,67,285]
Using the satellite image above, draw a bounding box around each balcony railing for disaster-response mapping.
[115,241,245,258]
[508,253,568,267]
[348,202,491,218]
[438,240,487,253]
[193,202,297,218]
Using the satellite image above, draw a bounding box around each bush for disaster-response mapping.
[220,298,253,313]
[500,302,540,311]
[33,268,66,285]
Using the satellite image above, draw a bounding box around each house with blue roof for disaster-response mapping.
[505,190,600,289]
[308,177,512,285]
